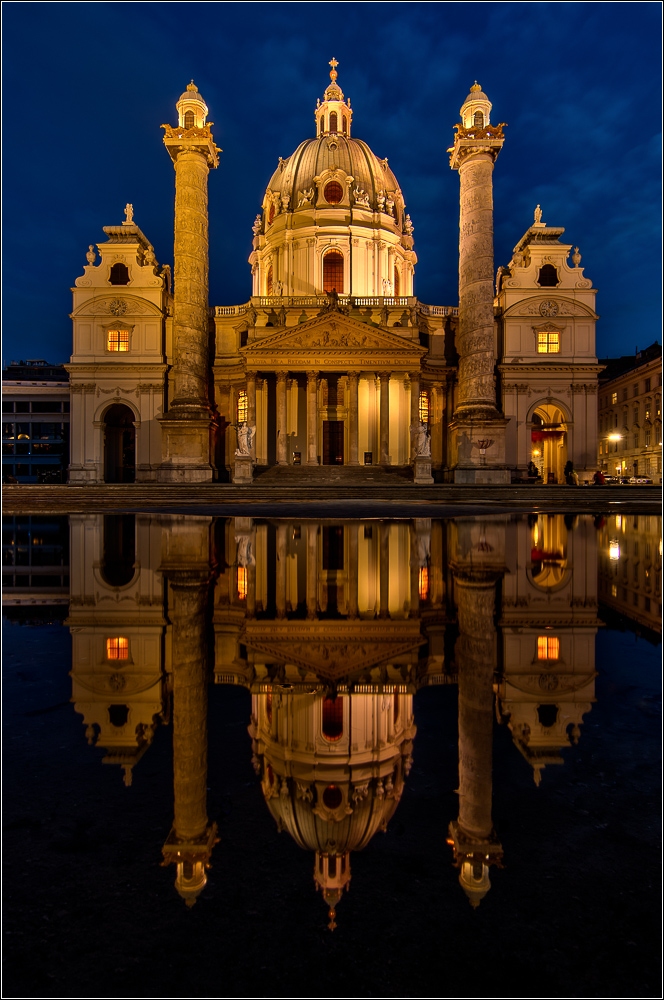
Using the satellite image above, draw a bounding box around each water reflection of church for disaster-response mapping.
[65,513,603,922]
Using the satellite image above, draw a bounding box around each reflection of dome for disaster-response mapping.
[249,689,416,928]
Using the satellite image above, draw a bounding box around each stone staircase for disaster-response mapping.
[253,464,414,486]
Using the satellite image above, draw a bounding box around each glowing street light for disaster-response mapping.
[609,539,620,561]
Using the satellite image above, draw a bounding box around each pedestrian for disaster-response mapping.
[592,470,605,485]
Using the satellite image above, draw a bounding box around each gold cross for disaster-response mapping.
[329,57,338,79]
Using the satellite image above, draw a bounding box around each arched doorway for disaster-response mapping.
[530,404,567,484]
[104,404,136,483]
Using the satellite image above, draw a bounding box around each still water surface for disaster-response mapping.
[3,513,661,997]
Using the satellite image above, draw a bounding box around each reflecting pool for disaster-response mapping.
[3,513,661,996]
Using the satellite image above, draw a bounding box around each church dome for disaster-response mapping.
[249,60,417,298]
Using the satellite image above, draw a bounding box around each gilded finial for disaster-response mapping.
[328,907,337,931]
[470,81,482,92]
[329,57,339,82]
[187,80,197,92]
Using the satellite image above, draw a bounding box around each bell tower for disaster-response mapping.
[158,82,220,482]
[449,83,510,483]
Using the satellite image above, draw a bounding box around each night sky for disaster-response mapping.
[2,1,661,365]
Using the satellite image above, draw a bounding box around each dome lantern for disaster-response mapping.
[460,80,492,130]
[176,80,208,130]
[315,58,353,137]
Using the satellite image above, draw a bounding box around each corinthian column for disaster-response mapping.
[306,371,318,466]
[348,374,359,466]
[277,372,288,465]
[158,83,219,483]
[379,372,390,466]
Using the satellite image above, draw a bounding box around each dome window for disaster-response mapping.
[323,250,344,293]
[324,181,343,205]
[268,203,275,225]
[266,265,274,295]
[322,696,344,740]
[184,110,195,129]
[329,111,338,133]
[109,262,129,285]
[537,264,558,287]
[342,115,348,135]
[322,784,343,809]
[473,110,484,128]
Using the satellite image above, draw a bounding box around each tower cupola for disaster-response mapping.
[177,80,208,129]
[315,58,353,137]
[460,81,492,130]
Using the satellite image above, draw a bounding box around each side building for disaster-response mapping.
[2,360,70,483]
[597,342,662,482]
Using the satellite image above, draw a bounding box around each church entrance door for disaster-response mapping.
[323,421,344,465]
[104,404,136,483]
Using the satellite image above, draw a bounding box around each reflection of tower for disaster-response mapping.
[448,83,509,483]
[448,519,504,906]
[68,514,168,785]
[498,515,599,784]
[158,83,220,483]
[160,517,219,905]
[249,688,416,929]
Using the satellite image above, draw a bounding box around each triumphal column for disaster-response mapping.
[449,83,509,483]
[158,82,220,482]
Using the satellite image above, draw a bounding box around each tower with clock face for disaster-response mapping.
[494,208,601,483]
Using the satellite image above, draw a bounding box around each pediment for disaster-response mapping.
[243,620,424,680]
[503,296,597,320]
[71,295,163,319]
[241,313,425,371]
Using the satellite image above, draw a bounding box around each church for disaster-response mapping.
[66,63,600,486]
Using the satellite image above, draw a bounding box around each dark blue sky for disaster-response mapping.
[2,1,661,364]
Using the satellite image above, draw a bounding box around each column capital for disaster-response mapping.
[306,370,319,382]
[276,371,288,384]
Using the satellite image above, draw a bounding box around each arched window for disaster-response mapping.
[419,390,430,424]
[322,696,344,740]
[184,110,195,129]
[324,181,343,204]
[323,250,344,293]
[342,115,348,135]
[266,265,273,295]
[237,389,248,422]
[537,264,558,286]
[268,203,275,225]
[329,111,338,133]
[473,110,484,128]
[393,267,400,298]
[109,262,129,285]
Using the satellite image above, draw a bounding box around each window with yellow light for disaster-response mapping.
[537,331,560,354]
[107,329,129,352]
[537,635,559,660]
[107,637,129,659]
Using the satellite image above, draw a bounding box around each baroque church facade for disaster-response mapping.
[67,65,600,485]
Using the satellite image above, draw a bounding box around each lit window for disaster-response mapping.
[237,566,247,600]
[418,566,429,600]
[609,540,620,560]
[645,405,651,421]
[473,110,484,128]
[323,250,344,293]
[237,390,248,423]
[184,110,194,129]
[329,111,338,133]
[537,636,559,660]
[419,390,429,424]
[107,329,129,352]
[611,392,618,404]
[537,332,560,354]
[611,583,617,597]
[107,637,129,660]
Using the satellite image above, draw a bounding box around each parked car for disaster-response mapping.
[603,475,621,484]
[628,476,654,485]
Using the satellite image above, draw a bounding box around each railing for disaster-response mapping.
[215,298,458,318]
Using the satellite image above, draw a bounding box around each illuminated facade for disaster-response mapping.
[66,69,599,484]
[597,513,662,635]
[597,343,662,482]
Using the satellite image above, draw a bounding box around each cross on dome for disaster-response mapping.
[329,57,339,81]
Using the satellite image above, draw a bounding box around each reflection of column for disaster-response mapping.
[448,573,503,908]
[409,371,420,463]
[348,523,359,618]
[276,523,287,618]
[379,523,390,618]
[277,372,288,465]
[348,374,359,465]
[306,371,318,466]
[409,525,420,619]
[379,372,390,465]
[247,374,257,462]
[306,523,318,619]
[160,525,218,905]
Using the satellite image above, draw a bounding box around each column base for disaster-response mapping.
[454,468,510,484]
[233,454,254,483]
[157,410,215,483]
[449,414,509,485]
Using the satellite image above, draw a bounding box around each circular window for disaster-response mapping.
[322,784,343,809]
[324,181,343,205]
